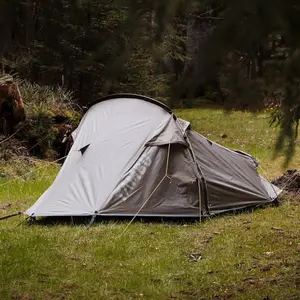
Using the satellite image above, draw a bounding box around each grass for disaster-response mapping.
[0,108,300,300]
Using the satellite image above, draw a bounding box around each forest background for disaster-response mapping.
[1,0,300,161]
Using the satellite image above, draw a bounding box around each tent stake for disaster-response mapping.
[15,216,30,228]
[87,213,97,228]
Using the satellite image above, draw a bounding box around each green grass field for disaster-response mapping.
[0,108,300,300]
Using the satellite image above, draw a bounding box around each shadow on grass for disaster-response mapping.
[26,200,280,228]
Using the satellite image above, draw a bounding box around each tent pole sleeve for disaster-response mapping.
[185,135,210,219]
[197,178,202,222]
[258,165,279,200]
[165,143,171,174]
[174,118,209,219]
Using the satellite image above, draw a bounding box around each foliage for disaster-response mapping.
[14,80,80,159]
[136,0,300,159]
[19,81,80,121]
[0,0,166,102]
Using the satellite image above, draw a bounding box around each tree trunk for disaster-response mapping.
[0,1,13,72]
[257,44,264,77]
[180,7,222,100]
[24,0,35,48]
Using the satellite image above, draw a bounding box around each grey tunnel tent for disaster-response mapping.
[25,94,281,218]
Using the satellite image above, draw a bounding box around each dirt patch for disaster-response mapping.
[272,169,300,194]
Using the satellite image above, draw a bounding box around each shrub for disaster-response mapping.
[14,80,81,159]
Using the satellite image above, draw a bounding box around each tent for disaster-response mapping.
[25,94,281,219]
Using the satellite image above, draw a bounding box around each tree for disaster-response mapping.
[136,0,300,161]
[0,0,168,103]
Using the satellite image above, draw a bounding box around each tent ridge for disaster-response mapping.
[88,93,173,114]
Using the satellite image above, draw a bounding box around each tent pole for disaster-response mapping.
[184,135,209,223]
[197,178,202,223]
[174,119,207,222]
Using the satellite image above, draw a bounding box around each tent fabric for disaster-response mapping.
[25,95,281,218]
[146,115,188,146]
[100,144,201,216]
[187,131,274,215]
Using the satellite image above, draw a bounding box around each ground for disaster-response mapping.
[0,108,299,300]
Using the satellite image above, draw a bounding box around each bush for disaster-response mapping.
[19,81,81,121]
[15,80,81,159]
